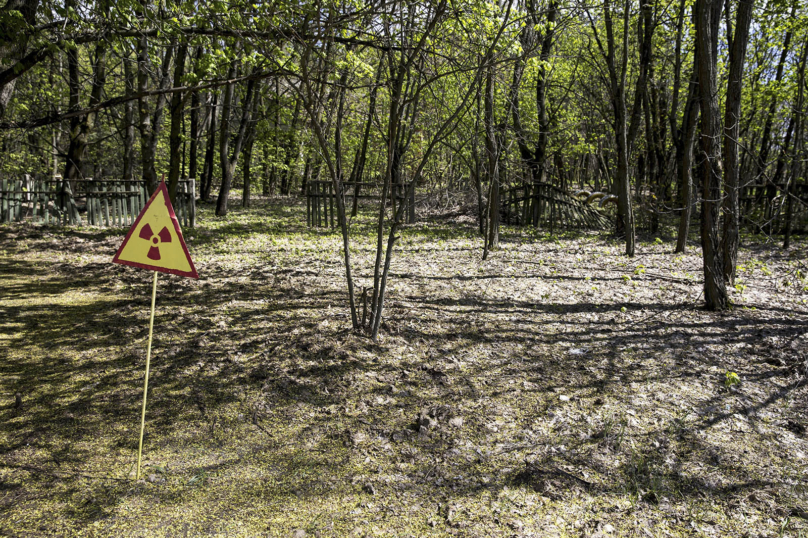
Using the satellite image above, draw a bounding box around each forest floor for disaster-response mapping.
[1,195,807,538]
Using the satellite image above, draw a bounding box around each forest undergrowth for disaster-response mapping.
[1,196,807,537]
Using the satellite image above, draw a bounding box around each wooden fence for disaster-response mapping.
[740,181,808,233]
[306,180,416,228]
[501,182,612,231]
[0,177,196,228]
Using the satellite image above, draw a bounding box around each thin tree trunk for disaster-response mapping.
[721,0,753,285]
[188,46,204,183]
[242,137,254,208]
[483,63,499,257]
[122,52,136,180]
[675,78,700,253]
[280,97,302,197]
[350,60,383,188]
[216,71,256,217]
[0,0,39,120]
[167,44,188,204]
[695,0,728,310]
[64,27,107,182]
[589,0,635,256]
[242,94,259,208]
[783,40,808,249]
[137,37,174,194]
[755,2,796,180]
[201,91,218,201]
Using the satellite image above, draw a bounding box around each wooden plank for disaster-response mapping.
[1,178,7,222]
[180,185,187,227]
[409,181,415,224]
[102,183,110,226]
[330,182,335,228]
[88,182,95,225]
[317,182,322,227]
[118,181,124,226]
[182,184,189,227]
[129,183,135,226]
[17,180,23,222]
[189,179,196,228]
[111,182,117,226]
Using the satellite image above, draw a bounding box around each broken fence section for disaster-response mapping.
[306,180,416,228]
[0,177,196,228]
[501,183,613,231]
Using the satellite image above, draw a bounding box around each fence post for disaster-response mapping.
[319,182,324,227]
[1,178,6,223]
[110,181,117,226]
[102,182,109,226]
[63,180,71,225]
[140,182,147,214]
[33,178,40,223]
[12,179,19,222]
[129,180,136,226]
[181,181,188,227]
[330,182,335,228]
[183,181,189,227]
[317,182,322,227]
[409,181,415,224]
[89,180,96,225]
[189,178,196,228]
[184,181,190,227]
[39,178,47,224]
[116,181,123,226]
[121,181,127,226]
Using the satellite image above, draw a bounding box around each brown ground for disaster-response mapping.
[1,196,806,537]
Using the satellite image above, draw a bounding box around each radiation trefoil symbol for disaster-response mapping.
[139,223,172,261]
[112,181,198,279]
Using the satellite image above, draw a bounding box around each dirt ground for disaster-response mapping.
[1,196,807,537]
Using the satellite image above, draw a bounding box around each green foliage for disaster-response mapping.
[725,371,741,388]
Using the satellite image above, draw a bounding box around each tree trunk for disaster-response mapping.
[755,2,796,180]
[188,46,204,183]
[483,63,499,257]
[201,91,218,201]
[532,1,558,185]
[721,0,753,285]
[242,94,259,208]
[122,53,136,180]
[216,71,256,217]
[64,31,107,182]
[510,0,557,185]
[695,0,728,310]
[675,78,700,253]
[350,61,383,188]
[590,0,635,256]
[137,37,174,194]
[0,0,39,120]
[783,40,808,249]
[242,137,254,208]
[167,44,188,205]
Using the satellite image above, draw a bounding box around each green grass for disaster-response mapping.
[1,196,807,537]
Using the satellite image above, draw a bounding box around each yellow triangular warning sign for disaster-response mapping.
[112,181,198,278]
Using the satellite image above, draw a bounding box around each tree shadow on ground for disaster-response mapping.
[1,197,806,536]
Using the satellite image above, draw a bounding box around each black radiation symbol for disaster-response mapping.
[139,223,172,261]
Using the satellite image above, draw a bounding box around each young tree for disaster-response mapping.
[721,0,753,285]
[215,63,256,217]
[586,0,636,256]
[695,0,728,310]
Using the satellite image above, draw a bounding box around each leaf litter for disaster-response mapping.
[0,196,806,537]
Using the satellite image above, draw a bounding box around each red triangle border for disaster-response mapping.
[111,181,199,279]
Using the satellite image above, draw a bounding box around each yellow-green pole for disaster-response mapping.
[136,271,159,480]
